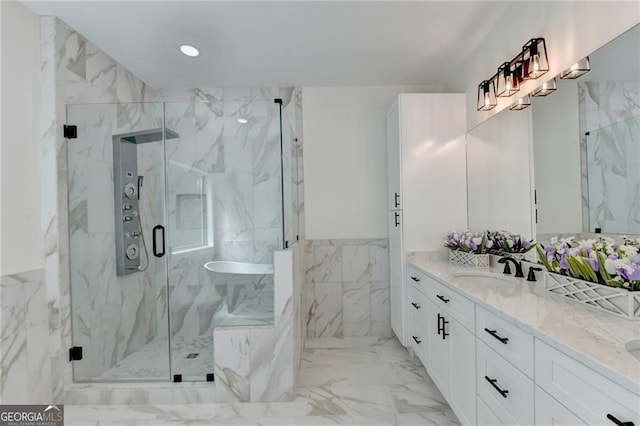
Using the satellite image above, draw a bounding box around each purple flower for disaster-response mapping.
[630,266,640,281]
[558,255,568,270]
[586,256,599,272]
[522,240,531,250]
[618,267,630,281]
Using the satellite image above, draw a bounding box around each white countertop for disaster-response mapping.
[407,251,640,396]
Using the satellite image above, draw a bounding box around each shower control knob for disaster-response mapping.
[132,210,138,217]
[123,215,133,222]
[122,203,132,210]
[124,232,131,238]
[131,230,140,238]
[123,183,137,199]
[125,244,139,260]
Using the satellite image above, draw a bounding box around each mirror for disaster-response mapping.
[466,24,640,241]
[534,23,640,238]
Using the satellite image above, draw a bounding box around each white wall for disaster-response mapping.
[446,1,640,131]
[302,85,441,239]
[0,2,43,275]
[467,110,534,239]
[532,82,582,235]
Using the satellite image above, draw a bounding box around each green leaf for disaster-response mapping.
[536,245,553,272]
[596,252,612,282]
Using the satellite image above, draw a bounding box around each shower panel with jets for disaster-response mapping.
[66,99,298,383]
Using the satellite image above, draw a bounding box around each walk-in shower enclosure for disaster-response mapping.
[66,99,299,382]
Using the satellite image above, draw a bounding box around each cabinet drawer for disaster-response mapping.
[535,339,640,426]
[407,266,429,296]
[427,276,474,331]
[477,340,534,426]
[477,396,507,426]
[476,306,534,378]
[408,283,426,315]
[535,386,587,426]
[408,310,427,362]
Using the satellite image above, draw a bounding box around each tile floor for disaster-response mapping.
[66,337,460,425]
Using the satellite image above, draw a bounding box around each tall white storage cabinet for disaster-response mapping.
[387,94,468,346]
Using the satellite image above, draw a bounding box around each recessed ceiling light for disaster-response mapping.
[179,44,200,57]
[237,118,248,124]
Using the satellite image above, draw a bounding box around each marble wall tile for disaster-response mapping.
[306,240,391,338]
[342,282,371,337]
[370,282,393,339]
[314,283,343,338]
[214,327,251,402]
[314,247,342,283]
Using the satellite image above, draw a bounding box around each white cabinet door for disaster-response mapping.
[389,210,406,345]
[386,101,401,211]
[426,299,451,399]
[450,317,476,425]
[535,386,587,426]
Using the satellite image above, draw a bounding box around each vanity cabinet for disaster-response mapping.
[386,93,467,346]
[535,339,640,426]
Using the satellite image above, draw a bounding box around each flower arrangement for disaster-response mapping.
[444,231,492,254]
[536,236,640,292]
[488,230,536,254]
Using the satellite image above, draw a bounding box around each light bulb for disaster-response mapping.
[484,92,491,106]
[505,75,513,92]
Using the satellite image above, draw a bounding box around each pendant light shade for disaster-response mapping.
[496,62,519,97]
[509,94,531,110]
[477,80,497,111]
[522,38,549,80]
[560,57,591,79]
[531,78,557,97]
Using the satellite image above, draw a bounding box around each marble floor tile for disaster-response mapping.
[65,336,460,426]
[304,384,396,416]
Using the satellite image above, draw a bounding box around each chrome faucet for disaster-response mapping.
[498,256,524,278]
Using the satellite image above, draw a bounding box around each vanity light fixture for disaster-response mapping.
[509,94,531,110]
[179,44,200,57]
[560,56,591,79]
[521,38,549,80]
[496,62,520,97]
[477,79,497,111]
[237,118,248,124]
[531,78,557,97]
[476,37,550,112]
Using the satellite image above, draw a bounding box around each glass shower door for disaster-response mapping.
[66,102,171,381]
[164,99,283,381]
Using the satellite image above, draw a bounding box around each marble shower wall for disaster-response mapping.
[33,14,305,402]
[214,243,305,403]
[10,16,165,403]
[579,82,640,233]
[305,239,392,339]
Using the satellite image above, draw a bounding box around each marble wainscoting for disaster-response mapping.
[214,243,305,403]
[305,239,392,339]
[0,269,50,404]
[578,81,640,233]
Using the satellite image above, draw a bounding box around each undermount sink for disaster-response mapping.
[452,270,519,286]
[626,340,640,362]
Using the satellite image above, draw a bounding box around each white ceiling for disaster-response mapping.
[23,1,513,89]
